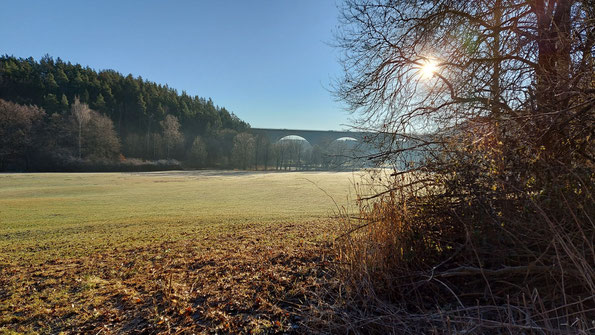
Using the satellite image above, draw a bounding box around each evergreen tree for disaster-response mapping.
[59,94,69,113]
[0,55,251,168]
[93,93,106,112]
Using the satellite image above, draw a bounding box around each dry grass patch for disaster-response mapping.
[0,220,339,334]
[0,171,357,334]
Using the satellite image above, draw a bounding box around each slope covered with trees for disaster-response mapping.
[0,55,250,170]
[0,55,363,172]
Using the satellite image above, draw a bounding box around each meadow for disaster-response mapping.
[0,171,358,334]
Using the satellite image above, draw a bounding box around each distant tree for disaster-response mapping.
[71,96,91,159]
[43,112,74,157]
[272,141,291,170]
[93,93,106,112]
[59,94,69,113]
[55,68,68,84]
[232,133,255,169]
[81,89,90,103]
[160,114,183,159]
[124,133,144,158]
[84,111,120,159]
[136,94,147,116]
[315,138,334,170]
[188,136,208,167]
[44,73,58,91]
[327,140,352,169]
[207,129,238,167]
[149,133,166,159]
[0,55,253,169]
[43,94,59,113]
[253,134,271,170]
[0,99,45,169]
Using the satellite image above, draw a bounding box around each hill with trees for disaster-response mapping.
[0,55,361,172]
[0,55,251,171]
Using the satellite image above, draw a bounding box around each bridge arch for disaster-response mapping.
[251,128,369,147]
[333,136,358,142]
[277,135,312,148]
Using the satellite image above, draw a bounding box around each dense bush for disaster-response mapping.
[316,0,595,333]
[330,123,594,332]
[0,99,45,170]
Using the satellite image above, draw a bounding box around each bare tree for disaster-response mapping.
[232,133,255,169]
[188,135,208,167]
[84,110,121,159]
[160,114,183,159]
[71,96,91,159]
[0,99,45,169]
[336,0,594,166]
[253,134,271,170]
[331,1,595,332]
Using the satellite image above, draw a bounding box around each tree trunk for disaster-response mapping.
[78,123,82,159]
[491,0,502,119]
[533,0,573,159]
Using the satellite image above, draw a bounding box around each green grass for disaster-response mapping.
[0,171,356,261]
[0,170,359,333]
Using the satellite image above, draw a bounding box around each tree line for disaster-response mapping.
[228,133,361,171]
[0,55,358,171]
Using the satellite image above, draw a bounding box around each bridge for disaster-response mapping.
[250,127,369,147]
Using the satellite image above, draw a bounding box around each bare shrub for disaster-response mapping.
[313,0,595,333]
[0,99,45,170]
[160,114,183,159]
[311,138,594,333]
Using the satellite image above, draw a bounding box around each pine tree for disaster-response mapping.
[94,93,106,112]
[60,94,69,113]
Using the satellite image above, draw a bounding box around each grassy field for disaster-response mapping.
[0,171,358,334]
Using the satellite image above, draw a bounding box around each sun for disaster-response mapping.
[419,59,438,79]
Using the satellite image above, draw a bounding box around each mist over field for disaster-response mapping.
[1,171,357,259]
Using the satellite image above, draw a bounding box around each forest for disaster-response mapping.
[0,55,355,171]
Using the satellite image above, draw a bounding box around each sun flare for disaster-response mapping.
[419,59,438,79]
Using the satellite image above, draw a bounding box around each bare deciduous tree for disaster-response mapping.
[85,110,120,159]
[71,96,91,159]
[232,133,255,169]
[160,114,183,159]
[336,0,594,166]
[0,99,45,169]
[189,136,208,167]
[331,1,594,332]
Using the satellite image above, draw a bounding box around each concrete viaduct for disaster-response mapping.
[250,127,370,147]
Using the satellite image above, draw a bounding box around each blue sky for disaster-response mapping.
[0,0,350,130]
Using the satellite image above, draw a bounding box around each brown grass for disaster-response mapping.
[0,220,339,334]
[305,160,595,334]
[0,171,358,334]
